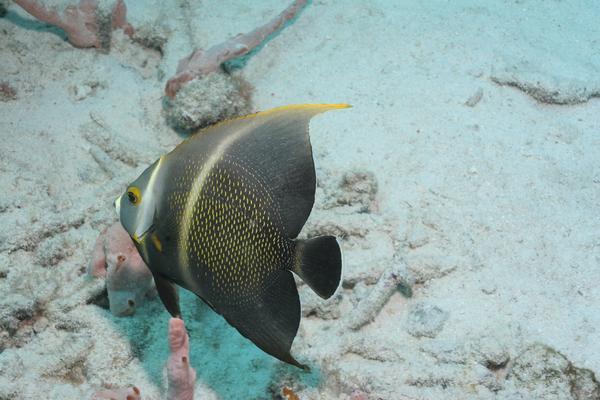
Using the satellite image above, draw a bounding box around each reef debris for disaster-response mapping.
[347,255,413,330]
[282,386,300,400]
[92,386,141,400]
[0,81,17,102]
[491,60,600,105]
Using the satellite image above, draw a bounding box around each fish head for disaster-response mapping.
[115,157,164,245]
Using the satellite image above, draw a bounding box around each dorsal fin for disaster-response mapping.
[213,104,350,238]
[197,104,350,135]
[164,104,350,240]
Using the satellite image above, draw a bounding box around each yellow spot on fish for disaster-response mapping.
[151,233,163,252]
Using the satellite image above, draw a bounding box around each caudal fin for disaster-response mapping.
[293,236,342,299]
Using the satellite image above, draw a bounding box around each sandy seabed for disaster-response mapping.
[1,1,599,399]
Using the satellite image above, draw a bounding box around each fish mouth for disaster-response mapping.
[132,233,143,244]
[133,225,154,244]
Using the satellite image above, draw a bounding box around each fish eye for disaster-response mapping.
[127,187,141,205]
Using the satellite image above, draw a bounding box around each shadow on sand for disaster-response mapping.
[108,289,320,399]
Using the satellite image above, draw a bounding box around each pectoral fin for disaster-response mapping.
[153,272,181,318]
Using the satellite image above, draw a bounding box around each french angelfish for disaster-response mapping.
[115,104,348,368]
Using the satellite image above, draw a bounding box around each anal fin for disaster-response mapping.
[220,270,307,369]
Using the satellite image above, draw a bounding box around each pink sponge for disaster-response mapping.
[13,0,133,49]
[167,318,197,400]
[88,222,156,316]
[92,318,196,400]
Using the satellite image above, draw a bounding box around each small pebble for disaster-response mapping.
[464,88,484,107]
[405,302,448,338]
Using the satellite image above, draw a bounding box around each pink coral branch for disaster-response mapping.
[165,0,307,98]
[13,0,133,48]
[110,0,133,34]
[167,318,196,400]
[92,319,196,400]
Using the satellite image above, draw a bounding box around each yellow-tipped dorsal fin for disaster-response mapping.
[194,103,351,135]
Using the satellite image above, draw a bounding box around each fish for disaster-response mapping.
[115,104,348,368]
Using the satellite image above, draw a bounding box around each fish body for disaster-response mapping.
[116,104,347,368]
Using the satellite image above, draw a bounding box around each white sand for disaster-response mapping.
[1,1,599,399]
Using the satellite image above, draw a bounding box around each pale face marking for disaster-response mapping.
[133,156,164,242]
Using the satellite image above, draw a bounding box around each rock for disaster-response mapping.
[68,81,105,101]
[164,72,253,131]
[335,171,378,213]
[510,344,600,400]
[69,84,94,101]
[571,368,600,400]
[131,23,168,54]
[474,337,510,370]
[0,294,37,335]
[405,302,448,339]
